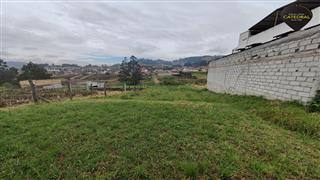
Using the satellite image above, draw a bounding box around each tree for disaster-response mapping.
[118,56,143,86]
[0,59,18,86]
[17,62,51,103]
[18,62,51,81]
[0,59,7,70]
[118,57,129,84]
[128,56,143,86]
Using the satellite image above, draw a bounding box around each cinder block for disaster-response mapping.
[297,77,307,81]
[301,57,314,62]
[287,90,298,95]
[301,82,314,87]
[306,44,319,50]
[293,86,304,91]
[290,81,300,86]
[294,63,305,67]
[300,39,312,46]
[291,95,302,101]
[292,72,303,76]
[312,38,320,44]
[287,77,296,81]
[298,92,310,97]
[289,42,299,48]
[303,72,316,77]
[282,94,292,99]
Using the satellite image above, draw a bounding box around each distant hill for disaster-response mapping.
[137,58,172,66]
[173,55,223,67]
[137,55,223,67]
[5,55,224,69]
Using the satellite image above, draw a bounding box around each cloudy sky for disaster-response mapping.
[2,0,292,65]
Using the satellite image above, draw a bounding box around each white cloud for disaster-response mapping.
[2,0,292,64]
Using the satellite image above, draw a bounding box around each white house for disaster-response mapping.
[86,81,105,90]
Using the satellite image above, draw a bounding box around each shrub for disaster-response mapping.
[194,79,207,85]
[307,90,320,112]
[1,82,19,89]
[159,76,183,86]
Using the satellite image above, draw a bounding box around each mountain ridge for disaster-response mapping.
[137,55,223,67]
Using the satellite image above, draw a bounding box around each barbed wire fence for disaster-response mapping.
[0,78,152,108]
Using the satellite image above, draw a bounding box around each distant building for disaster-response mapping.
[199,66,208,72]
[46,66,62,75]
[171,69,180,76]
[182,67,199,73]
[141,68,148,75]
[86,81,105,90]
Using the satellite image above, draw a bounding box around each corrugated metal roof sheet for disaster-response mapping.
[249,0,320,35]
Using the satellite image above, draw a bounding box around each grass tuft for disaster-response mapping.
[179,162,199,179]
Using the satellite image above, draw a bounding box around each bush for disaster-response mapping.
[307,90,320,112]
[194,79,207,85]
[80,90,92,96]
[1,82,18,89]
[159,76,183,86]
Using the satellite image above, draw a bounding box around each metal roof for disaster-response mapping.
[249,0,320,35]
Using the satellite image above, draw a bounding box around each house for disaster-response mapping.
[171,69,180,76]
[86,81,105,90]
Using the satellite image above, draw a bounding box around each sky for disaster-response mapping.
[1,0,292,65]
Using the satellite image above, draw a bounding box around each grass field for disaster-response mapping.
[1,86,320,179]
[158,72,207,86]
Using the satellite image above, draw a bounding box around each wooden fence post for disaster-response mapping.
[67,78,73,100]
[28,79,38,103]
[104,81,107,96]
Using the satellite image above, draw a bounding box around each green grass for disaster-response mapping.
[117,86,320,138]
[158,75,206,86]
[1,86,320,179]
[192,72,207,79]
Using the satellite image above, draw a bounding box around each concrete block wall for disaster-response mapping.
[207,26,320,103]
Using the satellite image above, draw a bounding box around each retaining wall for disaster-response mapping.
[207,26,320,103]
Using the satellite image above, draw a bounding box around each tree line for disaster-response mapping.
[0,59,51,88]
[1,55,144,89]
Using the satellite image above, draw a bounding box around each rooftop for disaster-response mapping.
[249,0,320,35]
